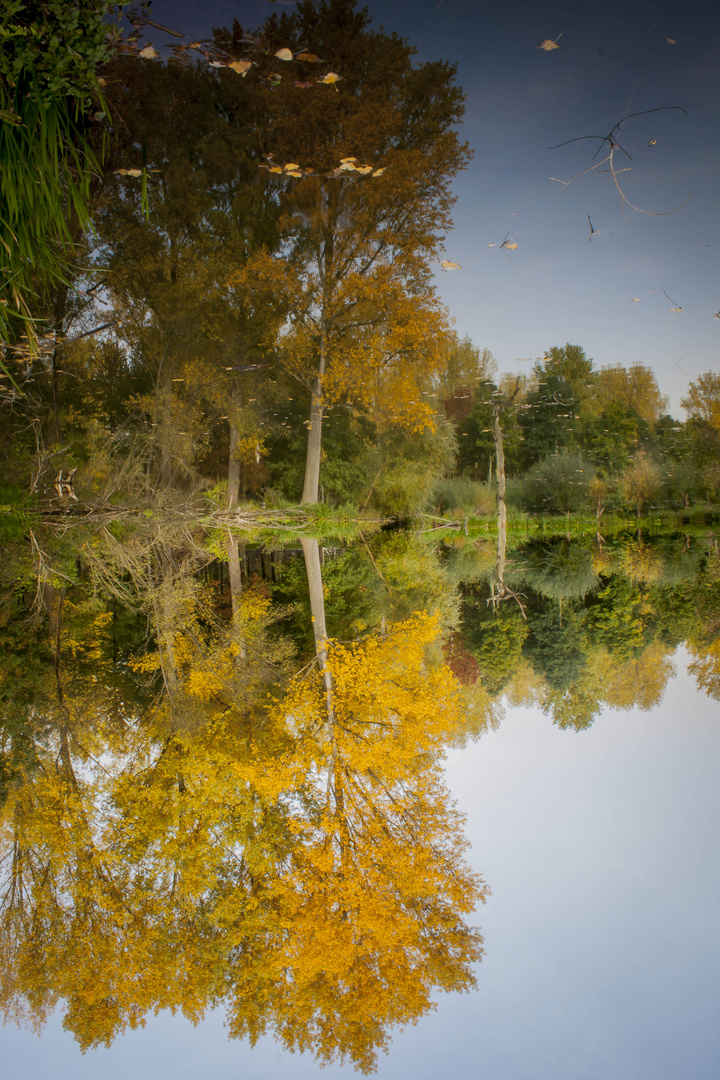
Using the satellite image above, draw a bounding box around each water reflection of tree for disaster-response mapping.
[457,531,720,730]
[0,521,487,1073]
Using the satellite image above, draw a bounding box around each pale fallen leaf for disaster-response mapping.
[441,260,462,270]
[487,242,496,247]
[503,242,518,250]
[228,59,252,74]
[188,42,203,48]
[648,139,657,146]
[666,37,677,45]
[286,171,304,178]
[319,72,341,84]
[269,166,283,174]
[115,168,143,176]
[284,162,301,171]
[209,61,226,68]
[340,157,357,163]
[296,52,320,62]
[97,77,107,87]
[371,167,386,176]
[339,161,357,171]
[355,165,373,174]
[538,34,562,51]
[275,48,293,61]
[631,297,641,302]
[138,45,160,59]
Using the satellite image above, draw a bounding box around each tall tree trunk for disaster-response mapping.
[301,324,327,504]
[153,571,180,702]
[227,389,242,508]
[300,537,341,812]
[44,582,65,672]
[492,402,507,594]
[227,533,246,661]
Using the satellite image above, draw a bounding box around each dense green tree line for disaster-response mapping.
[2,2,716,520]
[454,530,720,728]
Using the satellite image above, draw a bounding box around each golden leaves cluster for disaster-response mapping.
[0,606,484,1072]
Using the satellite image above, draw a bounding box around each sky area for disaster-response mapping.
[111,0,720,414]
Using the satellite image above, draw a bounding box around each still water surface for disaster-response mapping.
[3,640,718,1080]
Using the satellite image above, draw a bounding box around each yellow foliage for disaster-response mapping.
[688,638,720,700]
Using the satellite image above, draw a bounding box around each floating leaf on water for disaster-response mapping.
[371,167,386,176]
[487,242,496,247]
[294,80,314,88]
[269,166,283,174]
[138,45,160,59]
[339,161,357,171]
[286,171,304,178]
[228,59,252,75]
[538,34,562,51]
[630,297,641,302]
[319,72,342,84]
[503,242,518,250]
[648,139,657,146]
[284,163,301,171]
[97,77,107,88]
[441,261,462,270]
[115,168,143,176]
[355,165,373,174]
[340,157,357,163]
[296,52,321,62]
[275,48,293,61]
[209,61,226,67]
[666,37,677,44]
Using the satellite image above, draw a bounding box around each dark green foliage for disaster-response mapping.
[368,417,458,517]
[582,401,648,476]
[585,577,648,660]
[0,2,125,344]
[525,607,588,691]
[519,345,594,464]
[266,405,375,505]
[517,539,599,602]
[522,451,595,514]
[462,596,529,694]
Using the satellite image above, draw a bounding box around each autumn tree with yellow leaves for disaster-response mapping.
[224,0,472,502]
[1,529,486,1072]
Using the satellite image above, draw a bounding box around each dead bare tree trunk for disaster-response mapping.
[492,402,507,594]
[227,534,246,662]
[489,396,526,619]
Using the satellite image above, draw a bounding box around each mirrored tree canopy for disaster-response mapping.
[1,0,719,1075]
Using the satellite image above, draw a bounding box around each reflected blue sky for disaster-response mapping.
[4,650,719,1079]
[112,0,720,412]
